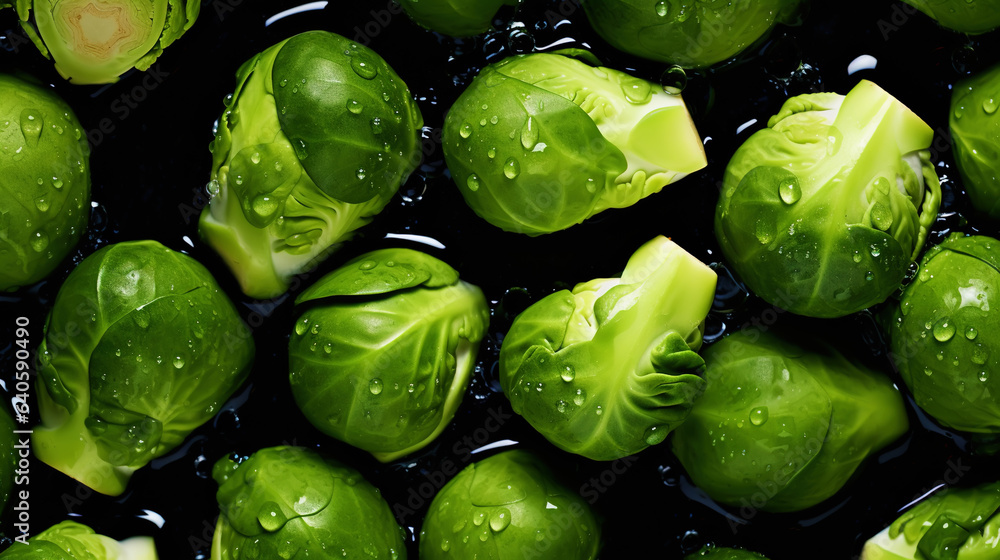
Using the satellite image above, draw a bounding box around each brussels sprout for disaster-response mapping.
[211,446,406,560]
[951,63,1000,220]
[0,520,156,559]
[0,74,90,291]
[419,450,601,559]
[444,51,706,236]
[581,0,804,68]
[861,482,1000,560]
[398,0,519,37]
[672,328,909,513]
[288,248,490,462]
[500,236,716,460]
[0,405,15,514]
[199,31,424,299]
[901,0,1000,35]
[686,546,770,560]
[8,0,199,84]
[715,80,941,318]
[881,234,1000,435]
[33,240,254,496]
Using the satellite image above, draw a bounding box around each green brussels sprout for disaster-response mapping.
[715,80,941,318]
[881,234,1000,435]
[211,446,407,560]
[8,0,199,84]
[672,328,909,513]
[199,31,424,299]
[0,74,90,291]
[500,236,717,460]
[443,51,706,236]
[398,0,519,37]
[0,520,157,559]
[686,546,770,560]
[288,248,490,463]
[901,0,1000,34]
[581,0,803,69]
[33,240,255,496]
[419,450,601,559]
[861,482,1000,560]
[0,405,15,514]
[951,63,1000,220]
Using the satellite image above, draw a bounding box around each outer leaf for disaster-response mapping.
[419,450,601,560]
[210,447,406,560]
[499,236,716,460]
[672,328,909,513]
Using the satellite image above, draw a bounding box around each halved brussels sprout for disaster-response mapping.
[444,51,706,235]
[500,236,716,460]
[0,520,157,559]
[10,0,199,84]
[715,80,941,318]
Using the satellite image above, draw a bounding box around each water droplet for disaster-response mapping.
[30,231,49,252]
[359,260,377,271]
[644,426,667,445]
[257,501,287,532]
[356,168,367,181]
[749,407,769,426]
[655,0,668,16]
[621,78,652,104]
[852,251,862,263]
[560,366,575,382]
[34,197,49,212]
[207,180,221,196]
[252,195,280,221]
[778,179,801,205]
[490,115,499,125]
[966,327,979,340]
[870,202,893,231]
[347,100,363,114]
[507,29,535,54]
[489,509,511,532]
[467,174,481,192]
[503,158,520,179]
[984,97,998,115]
[520,117,539,150]
[487,147,497,159]
[351,57,378,79]
[460,123,473,139]
[295,319,309,336]
[972,345,988,365]
[52,178,64,189]
[924,367,933,376]
[659,65,687,94]
[979,371,990,382]
[19,109,42,146]
[754,219,774,245]
[870,244,882,258]
[369,378,384,395]
[573,388,586,406]
[293,138,309,160]
[173,356,185,369]
[371,117,383,135]
[865,271,875,281]
[933,317,956,342]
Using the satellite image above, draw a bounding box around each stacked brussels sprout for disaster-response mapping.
[3,1,1000,560]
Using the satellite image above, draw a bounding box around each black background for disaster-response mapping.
[2,0,1000,558]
